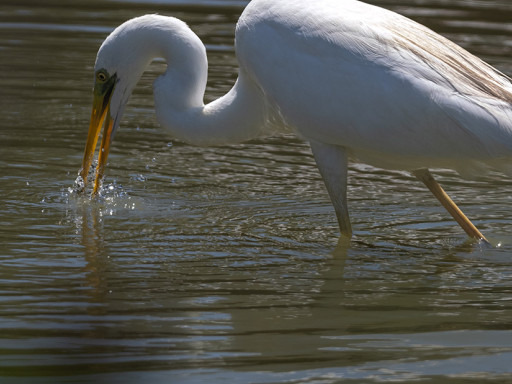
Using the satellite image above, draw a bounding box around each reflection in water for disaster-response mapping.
[61,186,511,381]
[1,0,512,382]
[79,202,108,300]
[68,181,141,302]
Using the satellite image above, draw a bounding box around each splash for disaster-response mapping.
[70,174,85,195]
[65,163,140,215]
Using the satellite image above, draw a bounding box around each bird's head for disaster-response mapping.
[79,16,157,194]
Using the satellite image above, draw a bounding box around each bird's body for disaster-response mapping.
[237,0,512,173]
[80,0,512,241]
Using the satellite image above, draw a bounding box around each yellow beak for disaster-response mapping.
[80,75,116,195]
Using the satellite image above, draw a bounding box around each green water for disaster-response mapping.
[1,1,512,383]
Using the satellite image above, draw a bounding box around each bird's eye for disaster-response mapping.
[96,71,108,82]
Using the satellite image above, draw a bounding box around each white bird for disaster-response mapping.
[80,0,512,243]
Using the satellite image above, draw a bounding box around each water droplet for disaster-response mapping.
[75,175,84,187]
[71,175,85,194]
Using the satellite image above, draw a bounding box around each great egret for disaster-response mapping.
[80,0,512,243]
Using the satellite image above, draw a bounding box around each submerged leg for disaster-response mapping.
[412,168,488,242]
[310,141,352,238]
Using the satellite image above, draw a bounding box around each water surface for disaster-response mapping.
[1,0,512,383]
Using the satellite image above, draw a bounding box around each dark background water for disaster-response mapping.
[1,0,512,383]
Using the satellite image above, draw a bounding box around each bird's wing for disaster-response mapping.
[237,0,512,172]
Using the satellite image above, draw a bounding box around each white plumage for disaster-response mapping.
[80,0,512,242]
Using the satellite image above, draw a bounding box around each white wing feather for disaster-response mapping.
[236,0,512,173]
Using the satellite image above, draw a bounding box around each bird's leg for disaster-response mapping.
[412,168,488,243]
[310,141,352,238]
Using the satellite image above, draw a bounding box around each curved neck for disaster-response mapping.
[154,69,269,146]
[115,16,269,146]
[156,21,208,110]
